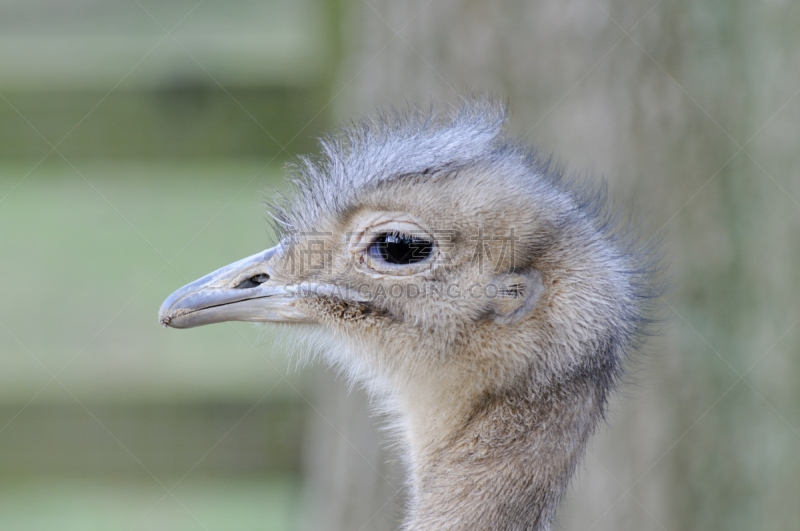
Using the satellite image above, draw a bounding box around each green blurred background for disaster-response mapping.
[2,1,799,530]
[0,1,333,529]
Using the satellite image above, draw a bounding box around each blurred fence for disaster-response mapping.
[0,0,333,158]
[0,400,305,476]
[0,1,335,529]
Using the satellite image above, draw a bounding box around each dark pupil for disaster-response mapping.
[376,233,432,264]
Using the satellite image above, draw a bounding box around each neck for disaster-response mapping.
[399,375,603,531]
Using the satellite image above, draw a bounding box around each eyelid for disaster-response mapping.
[347,213,431,253]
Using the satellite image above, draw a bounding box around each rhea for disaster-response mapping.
[159,102,654,530]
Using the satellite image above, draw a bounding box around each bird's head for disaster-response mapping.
[160,102,649,415]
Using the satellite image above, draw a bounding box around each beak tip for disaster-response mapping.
[158,306,173,328]
[159,297,179,328]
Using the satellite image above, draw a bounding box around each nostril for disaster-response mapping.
[251,273,270,284]
[234,273,270,289]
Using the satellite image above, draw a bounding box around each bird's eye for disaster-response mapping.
[369,232,433,265]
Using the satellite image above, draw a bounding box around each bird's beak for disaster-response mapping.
[159,245,313,329]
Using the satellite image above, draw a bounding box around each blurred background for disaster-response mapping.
[1,1,798,530]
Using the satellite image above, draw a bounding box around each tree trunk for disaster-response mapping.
[304,1,800,529]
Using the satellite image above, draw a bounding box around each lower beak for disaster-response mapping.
[158,245,313,329]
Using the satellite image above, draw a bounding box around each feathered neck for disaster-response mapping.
[396,361,605,531]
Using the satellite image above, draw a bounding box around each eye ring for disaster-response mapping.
[347,212,438,276]
[368,232,434,266]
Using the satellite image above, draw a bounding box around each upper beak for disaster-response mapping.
[159,245,312,329]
